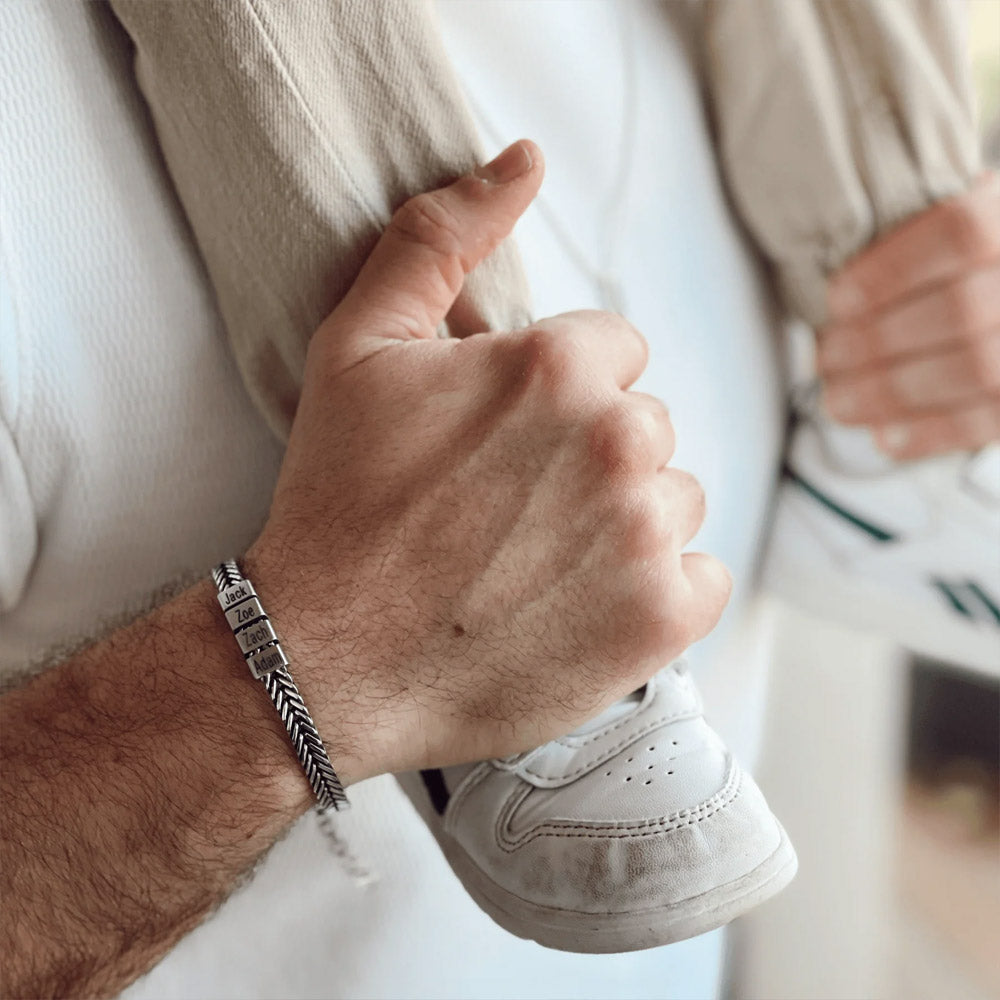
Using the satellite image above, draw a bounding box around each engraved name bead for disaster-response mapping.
[236,618,278,655]
[217,580,256,610]
[247,643,289,680]
[224,595,266,632]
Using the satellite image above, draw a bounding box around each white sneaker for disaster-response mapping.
[396,661,797,953]
[763,400,1000,676]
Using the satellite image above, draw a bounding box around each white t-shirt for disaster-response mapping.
[0,2,782,997]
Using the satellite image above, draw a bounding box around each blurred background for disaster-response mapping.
[732,8,1000,998]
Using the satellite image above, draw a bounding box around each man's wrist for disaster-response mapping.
[0,571,332,998]
[238,541,373,788]
[149,575,317,822]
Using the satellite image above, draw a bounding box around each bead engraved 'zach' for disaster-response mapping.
[236,617,278,655]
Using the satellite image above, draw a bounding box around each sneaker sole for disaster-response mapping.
[396,770,798,954]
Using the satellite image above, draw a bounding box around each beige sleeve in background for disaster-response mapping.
[110,0,981,435]
[700,0,982,327]
[109,0,531,442]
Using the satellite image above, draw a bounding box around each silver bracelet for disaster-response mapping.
[211,559,349,812]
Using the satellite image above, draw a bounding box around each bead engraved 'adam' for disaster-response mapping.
[247,643,289,680]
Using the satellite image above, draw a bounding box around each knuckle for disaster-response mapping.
[682,473,708,526]
[589,405,647,477]
[516,327,587,397]
[669,465,703,500]
[390,192,463,256]
[619,315,649,360]
[633,392,672,430]
[520,325,570,362]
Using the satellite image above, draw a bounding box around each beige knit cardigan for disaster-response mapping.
[109,0,981,441]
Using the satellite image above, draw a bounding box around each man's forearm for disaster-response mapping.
[0,571,326,999]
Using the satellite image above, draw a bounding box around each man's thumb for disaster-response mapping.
[316,140,543,368]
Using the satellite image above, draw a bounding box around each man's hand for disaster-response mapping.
[0,142,729,999]
[247,140,731,782]
[819,172,1000,460]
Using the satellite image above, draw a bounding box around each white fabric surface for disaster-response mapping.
[0,1,782,997]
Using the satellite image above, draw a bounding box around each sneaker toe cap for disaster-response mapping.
[452,748,787,915]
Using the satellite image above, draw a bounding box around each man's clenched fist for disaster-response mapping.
[246,141,730,784]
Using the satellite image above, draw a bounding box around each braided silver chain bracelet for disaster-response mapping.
[211,559,349,812]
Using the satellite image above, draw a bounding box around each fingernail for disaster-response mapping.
[878,424,910,453]
[475,142,532,185]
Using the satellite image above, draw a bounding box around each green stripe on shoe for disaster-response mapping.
[965,581,1000,626]
[931,579,974,619]
[783,466,896,542]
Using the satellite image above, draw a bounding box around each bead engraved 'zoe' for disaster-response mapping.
[212,559,349,812]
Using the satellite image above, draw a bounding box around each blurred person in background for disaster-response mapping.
[1,2,997,999]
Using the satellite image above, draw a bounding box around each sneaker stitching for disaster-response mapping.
[518,708,701,783]
[495,759,743,851]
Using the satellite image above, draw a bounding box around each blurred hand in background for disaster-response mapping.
[819,172,1000,461]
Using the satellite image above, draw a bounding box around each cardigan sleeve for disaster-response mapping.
[108,0,532,443]
[700,0,982,327]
